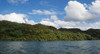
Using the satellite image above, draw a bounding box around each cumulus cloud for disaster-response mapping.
[0,13,99,30]
[40,20,59,28]
[40,15,81,29]
[40,15,59,28]
[0,13,27,23]
[64,1,95,21]
[64,0,100,21]
[89,0,100,15]
[1,0,100,30]
[51,15,58,21]
[25,18,37,25]
[62,0,100,30]
[7,0,28,5]
[40,15,100,30]
[0,13,38,26]
[0,13,38,25]
[28,0,100,30]
[29,10,57,15]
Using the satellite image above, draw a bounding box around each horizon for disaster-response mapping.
[0,0,100,30]
[1,20,100,31]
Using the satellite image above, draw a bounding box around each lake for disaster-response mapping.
[0,40,100,54]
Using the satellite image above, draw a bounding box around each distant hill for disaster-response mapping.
[0,20,100,41]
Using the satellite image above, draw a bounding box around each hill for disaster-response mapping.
[0,20,100,41]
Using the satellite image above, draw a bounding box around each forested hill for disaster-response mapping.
[0,20,100,41]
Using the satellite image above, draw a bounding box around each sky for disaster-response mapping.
[0,0,100,30]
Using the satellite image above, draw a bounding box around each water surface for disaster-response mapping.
[0,40,100,54]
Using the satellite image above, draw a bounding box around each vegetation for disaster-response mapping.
[0,20,99,41]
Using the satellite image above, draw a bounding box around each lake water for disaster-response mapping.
[0,40,100,54]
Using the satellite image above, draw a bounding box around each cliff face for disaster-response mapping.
[0,20,99,41]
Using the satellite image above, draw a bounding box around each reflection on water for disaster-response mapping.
[0,42,25,54]
[0,40,100,54]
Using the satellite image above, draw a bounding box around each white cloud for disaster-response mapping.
[42,18,50,21]
[1,0,100,30]
[27,0,100,30]
[40,16,59,28]
[40,16,80,29]
[89,0,100,15]
[29,10,57,15]
[64,0,100,21]
[39,15,100,30]
[0,13,37,25]
[7,0,28,5]
[25,18,37,25]
[0,13,99,30]
[62,0,100,30]
[51,15,58,21]
[0,13,27,23]
[40,15,59,28]
[40,20,59,28]
[64,1,95,21]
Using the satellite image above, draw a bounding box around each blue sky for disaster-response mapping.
[0,0,95,21]
[0,0,100,30]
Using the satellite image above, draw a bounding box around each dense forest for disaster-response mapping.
[0,20,100,41]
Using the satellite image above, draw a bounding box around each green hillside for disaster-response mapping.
[0,20,99,41]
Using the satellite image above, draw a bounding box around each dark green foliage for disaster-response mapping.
[0,20,99,41]
[84,29,100,39]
